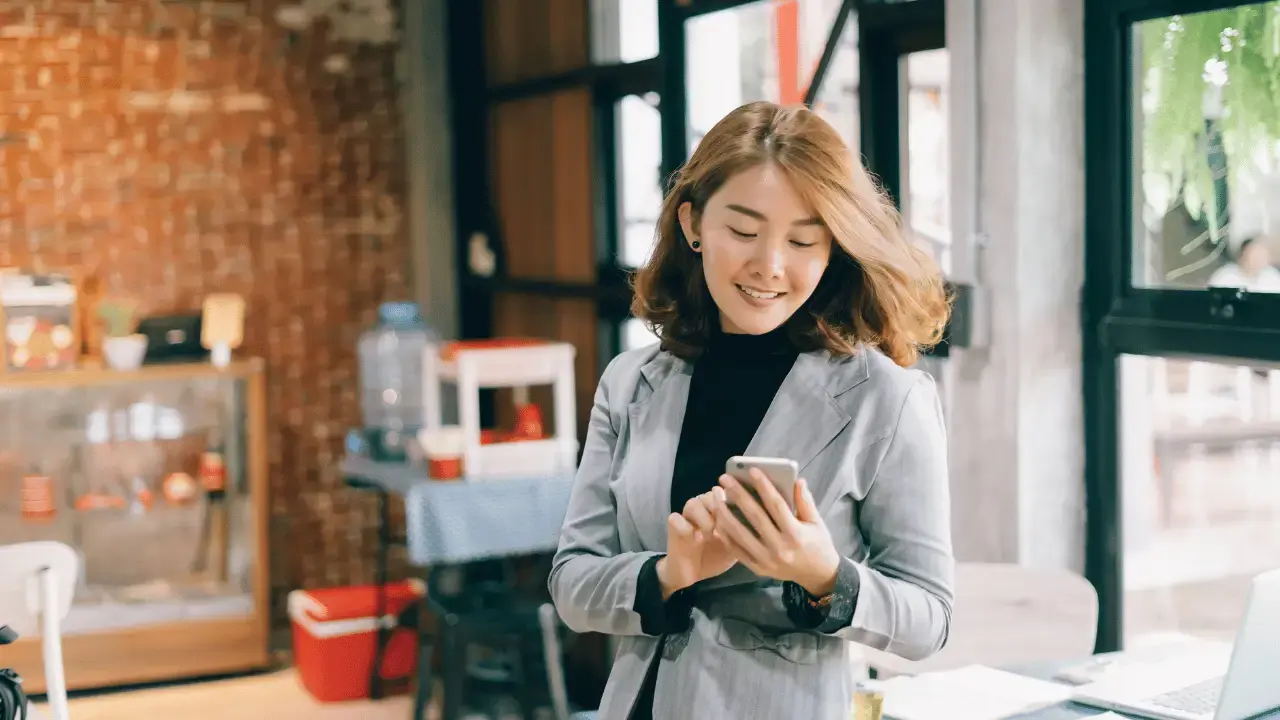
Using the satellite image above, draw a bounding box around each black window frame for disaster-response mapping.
[857,2,945,213]
[1083,0,1280,654]
[445,0,659,361]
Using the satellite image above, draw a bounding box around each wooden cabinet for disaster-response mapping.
[0,360,270,693]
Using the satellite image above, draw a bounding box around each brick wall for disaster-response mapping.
[0,0,413,623]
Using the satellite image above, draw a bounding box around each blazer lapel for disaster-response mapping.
[620,347,871,553]
[623,352,692,552]
[744,350,868,477]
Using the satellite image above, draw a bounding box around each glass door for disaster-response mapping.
[1084,0,1280,652]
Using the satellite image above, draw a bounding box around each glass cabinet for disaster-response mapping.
[0,360,270,692]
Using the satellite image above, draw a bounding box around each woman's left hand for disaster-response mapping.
[712,469,842,596]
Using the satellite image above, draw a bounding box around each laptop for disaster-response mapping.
[1072,568,1280,720]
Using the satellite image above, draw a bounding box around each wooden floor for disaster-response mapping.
[34,670,415,720]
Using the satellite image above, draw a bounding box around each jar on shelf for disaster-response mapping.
[76,403,127,511]
[357,302,439,462]
[20,459,57,521]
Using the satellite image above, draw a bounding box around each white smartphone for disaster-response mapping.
[724,456,800,519]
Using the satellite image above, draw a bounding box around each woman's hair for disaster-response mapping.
[630,101,951,367]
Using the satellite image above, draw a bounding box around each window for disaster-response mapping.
[903,48,950,274]
[616,93,664,268]
[684,0,854,156]
[1119,353,1280,644]
[1133,4,1280,292]
[591,0,659,64]
[810,11,859,151]
[1084,0,1280,653]
[621,317,658,351]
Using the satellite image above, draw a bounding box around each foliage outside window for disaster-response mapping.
[1139,3,1280,232]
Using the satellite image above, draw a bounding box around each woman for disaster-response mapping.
[1207,236,1280,293]
[549,101,955,719]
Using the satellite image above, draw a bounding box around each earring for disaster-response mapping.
[691,240,701,250]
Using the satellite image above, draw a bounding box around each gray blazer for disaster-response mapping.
[549,343,955,720]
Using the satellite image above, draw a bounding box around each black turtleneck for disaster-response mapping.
[671,324,799,514]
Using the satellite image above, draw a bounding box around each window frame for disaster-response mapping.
[1083,0,1280,653]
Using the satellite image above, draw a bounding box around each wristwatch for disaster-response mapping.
[783,580,833,627]
[805,588,835,609]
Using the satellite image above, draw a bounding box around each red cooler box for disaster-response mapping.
[289,579,426,702]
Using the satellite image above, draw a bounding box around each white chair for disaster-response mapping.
[0,542,80,720]
[859,562,1099,677]
[538,603,599,720]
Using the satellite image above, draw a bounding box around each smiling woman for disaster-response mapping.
[550,101,957,720]
[631,100,950,364]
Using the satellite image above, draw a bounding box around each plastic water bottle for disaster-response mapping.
[357,302,438,462]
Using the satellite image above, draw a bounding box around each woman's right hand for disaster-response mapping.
[657,488,738,599]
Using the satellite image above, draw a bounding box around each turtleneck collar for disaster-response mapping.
[706,321,795,358]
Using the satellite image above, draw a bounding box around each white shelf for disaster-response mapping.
[431,344,575,388]
[423,341,579,479]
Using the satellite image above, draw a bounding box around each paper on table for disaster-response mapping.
[880,665,1074,720]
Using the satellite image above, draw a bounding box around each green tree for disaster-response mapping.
[1140,3,1280,225]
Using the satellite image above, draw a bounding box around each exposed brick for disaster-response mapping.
[0,0,412,628]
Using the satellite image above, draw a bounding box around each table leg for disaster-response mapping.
[371,488,391,700]
[414,634,435,717]
[441,613,465,720]
[413,565,436,720]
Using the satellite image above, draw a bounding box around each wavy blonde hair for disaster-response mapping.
[631,101,950,367]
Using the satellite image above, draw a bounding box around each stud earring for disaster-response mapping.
[691,240,701,250]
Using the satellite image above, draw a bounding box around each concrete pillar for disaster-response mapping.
[401,0,459,339]
[944,0,1086,571]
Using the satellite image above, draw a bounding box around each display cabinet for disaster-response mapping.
[0,360,270,693]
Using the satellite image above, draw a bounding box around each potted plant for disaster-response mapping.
[97,298,147,370]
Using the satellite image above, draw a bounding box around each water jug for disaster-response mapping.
[357,302,438,461]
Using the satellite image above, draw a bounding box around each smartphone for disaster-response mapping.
[724,456,800,530]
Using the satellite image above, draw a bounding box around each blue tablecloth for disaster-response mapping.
[342,456,577,567]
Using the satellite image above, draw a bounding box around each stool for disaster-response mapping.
[420,586,552,720]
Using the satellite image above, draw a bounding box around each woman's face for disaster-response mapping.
[1240,240,1272,275]
[679,164,832,335]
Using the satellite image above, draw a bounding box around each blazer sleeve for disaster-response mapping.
[548,355,663,636]
[829,373,955,661]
